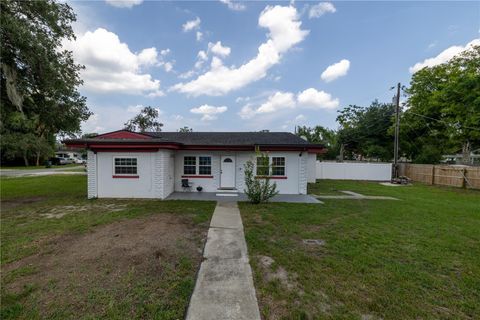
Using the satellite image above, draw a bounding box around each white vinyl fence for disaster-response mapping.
[316,161,392,181]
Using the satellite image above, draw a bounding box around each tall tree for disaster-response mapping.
[403,45,480,164]
[178,126,193,132]
[297,125,338,160]
[1,0,90,165]
[336,101,396,161]
[124,106,163,132]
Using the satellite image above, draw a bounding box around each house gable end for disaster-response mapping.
[95,130,152,140]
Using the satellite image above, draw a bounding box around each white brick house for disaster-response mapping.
[66,130,324,199]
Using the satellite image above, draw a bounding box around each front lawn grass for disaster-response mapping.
[240,180,480,319]
[0,164,80,170]
[1,175,216,320]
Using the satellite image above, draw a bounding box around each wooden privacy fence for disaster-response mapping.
[402,164,480,190]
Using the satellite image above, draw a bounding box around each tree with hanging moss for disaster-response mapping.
[1,0,90,165]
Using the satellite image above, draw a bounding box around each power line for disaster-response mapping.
[408,112,480,132]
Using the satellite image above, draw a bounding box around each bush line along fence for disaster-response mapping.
[400,164,480,190]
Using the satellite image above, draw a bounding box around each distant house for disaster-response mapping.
[442,149,480,166]
[55,150,83,160]
[64,130,325,199]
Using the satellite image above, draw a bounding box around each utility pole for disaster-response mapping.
[393,82,401,180]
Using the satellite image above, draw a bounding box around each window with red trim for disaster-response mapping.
[114,157,137,175]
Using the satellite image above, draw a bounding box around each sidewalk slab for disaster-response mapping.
[186,201,261,320]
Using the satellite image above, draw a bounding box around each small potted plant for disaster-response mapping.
[196,186,203,192]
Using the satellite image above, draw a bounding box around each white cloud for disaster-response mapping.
[183,17,201,32]
[295,114,306,122]
[127,105,163,115]
[190,104,228,121]
[409,38,480,73]
[160,48,170,56]
[105,0,143,8]
[208,41,231,57]
[179,70,196,79]
[257,91,296,114]
[63,28,163,96]
[197,50,208,61]
[219,0,246,11]
[172,5,309,96]
[239,88,338,119]
[309,2,336,18]
[196,31,203,42]
[297,88,339,109]
[82,113,104,133]
[321,59,350,82]
[126,104,144,113]
[162,62,173,72]
[137,47,159,66]
[281,114,306,130]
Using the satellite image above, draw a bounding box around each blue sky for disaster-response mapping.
[66,1,479,134]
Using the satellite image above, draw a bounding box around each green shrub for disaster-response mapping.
[243,154,279,204]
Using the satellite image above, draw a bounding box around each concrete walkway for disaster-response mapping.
[167,192,322,204]
[315,190,398,200]
[186,202,261,320]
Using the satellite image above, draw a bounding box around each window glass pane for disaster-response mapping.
[271,167,285,176]
[199,156,211,165]
[256,157,269,176]
[184,165,196,175]
[114,158,138,175]
[272,157,285,166]
[199,166,211,175]
[256,157,269,167]
[256,167,269,176]
[184,156,196,165]
[271,157,285,176]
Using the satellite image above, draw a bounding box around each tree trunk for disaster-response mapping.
[36,152,41,166]
[462,141,471,165]
[23,152,29,167]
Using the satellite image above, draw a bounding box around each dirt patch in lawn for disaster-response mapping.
[39,203,128,219]
[2,213,207,317]
[1,196,47,210]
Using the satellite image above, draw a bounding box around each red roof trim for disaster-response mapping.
[307,148,327,154]
[96,130,152,140]
[89,144,180,151]
[93,148,160,152]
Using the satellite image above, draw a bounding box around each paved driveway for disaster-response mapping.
[0,166,86,178]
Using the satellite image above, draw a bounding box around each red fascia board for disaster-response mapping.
[93,148,159,153]
[307,148,327,154]
[86,143,180,151]
[182,145,253,151]
[65,143,87,149]
[96,130,152,140]
[182,145,324,152]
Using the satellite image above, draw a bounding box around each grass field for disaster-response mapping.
[1,175,215,320]
[240,180,480,320]
[0,164,81,170]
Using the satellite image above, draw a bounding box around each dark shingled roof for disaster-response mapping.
[143,132,311,146]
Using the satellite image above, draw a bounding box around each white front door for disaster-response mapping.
[220,156,235,188]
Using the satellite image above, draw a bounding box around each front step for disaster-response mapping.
[216,188,239,193]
